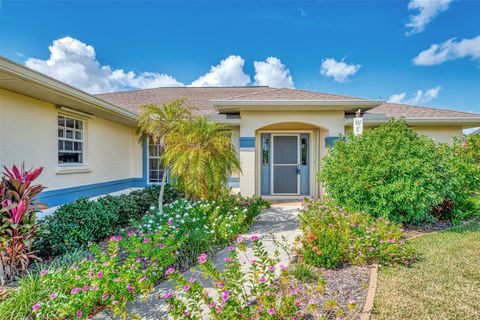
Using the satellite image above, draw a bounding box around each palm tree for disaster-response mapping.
[162,117,240,200]
[136,99,192,212]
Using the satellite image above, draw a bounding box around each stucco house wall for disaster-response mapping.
[0,88,143,206]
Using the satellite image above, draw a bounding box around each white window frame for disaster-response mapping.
[58,114,85,166]
[147,137,165,184]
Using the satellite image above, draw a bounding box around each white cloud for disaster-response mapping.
[190,55,250,87]
[25,37,184,94]
[388,86,442,105]
[253,57,294,88]
[388,92,407,104]
[320,58,361,82]
[413,35,480,66]
[405,0,452,35]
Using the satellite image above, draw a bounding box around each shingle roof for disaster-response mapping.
[367,102,479,118]
[95,87,271,116]
[95,86,480,119]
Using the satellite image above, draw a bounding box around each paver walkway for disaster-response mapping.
[95,204,301,319]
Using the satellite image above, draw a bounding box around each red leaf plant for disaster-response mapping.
[0,163,45,285]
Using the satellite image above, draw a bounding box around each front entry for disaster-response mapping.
[261,133,309,196]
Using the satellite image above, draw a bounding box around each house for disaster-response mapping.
[469,128,480,135]
[2,56,480,208]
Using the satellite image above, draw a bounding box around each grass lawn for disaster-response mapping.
[372,219,480,320]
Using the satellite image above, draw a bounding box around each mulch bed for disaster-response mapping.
[403,220,452,239]
[286,263,371,320]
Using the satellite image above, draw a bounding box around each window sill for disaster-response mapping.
[56,166,92,175]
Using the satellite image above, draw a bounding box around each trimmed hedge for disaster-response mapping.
[34,185,183,257]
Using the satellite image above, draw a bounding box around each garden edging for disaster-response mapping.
[360,263,378,320]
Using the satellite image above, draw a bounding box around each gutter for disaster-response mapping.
[213,99,384,106]
[345,116,480,126]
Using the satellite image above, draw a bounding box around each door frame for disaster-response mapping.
[270,133,301,195]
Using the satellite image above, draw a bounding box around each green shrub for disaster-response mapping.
[289,263,319,283]
[34,184,183,257]
[299,199,414,269]
[438,135,480,223]
[320,119,450,224]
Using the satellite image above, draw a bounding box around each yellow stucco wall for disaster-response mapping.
[0,88,142,191]
[345,125,463,143]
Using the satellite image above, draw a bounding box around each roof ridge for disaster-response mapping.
[382,102,479,116]
[95,85,270,96]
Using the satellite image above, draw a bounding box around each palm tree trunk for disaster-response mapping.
[158,168,167,213]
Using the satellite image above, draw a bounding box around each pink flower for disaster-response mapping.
[189,277,196,283]
[267,308,275,315]
[71,287,81,295]
[258,277,266,283]
[264,291,270,296]
[83,285,90,291]
[164,293,172,299]
[280,264,286,270]
[102,294,108,301]
[49,292,57,300]
[228,245,235,251]
[224,257,232,262]
[268,265,275,271]
[40,270,48,276]
[295,300,301,307]
[236,236,244,243]
[250,235,260,241]
[97,271,104,278]
[167,219,173,225]
[128,230,136,236]
[183,285,191,291]
[92,286,99,291]
[32,302,41,311]
[217,282,224,288]
[127,283,133,292]
[158,243,165,249]
[110,235,122,242]
[290,289,298,295]
[198,253,208,264]
[144,238,150,243]
[221,290,229,303]
[76,310,83,318]
[166,267,175,274]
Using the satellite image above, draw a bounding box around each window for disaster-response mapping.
[58,115,83,164]
[301,138,308,166]
[262,136,269,166]
[148,139,165,183]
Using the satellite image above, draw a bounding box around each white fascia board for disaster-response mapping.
[345,117,480,126]
[213,99,384,106]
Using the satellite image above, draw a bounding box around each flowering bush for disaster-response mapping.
[6,222,181,319]
[299,198,415,269]
[34,184,183,258]
[164,236,314,319]
[0,164,44,285]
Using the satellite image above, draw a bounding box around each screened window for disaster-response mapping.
[148,139,165,183]
[58,115,83,164]
[262,137,269,166]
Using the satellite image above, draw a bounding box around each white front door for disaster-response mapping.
[271,134,300,195]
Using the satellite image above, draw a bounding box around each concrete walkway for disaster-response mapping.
[95,204,300,320]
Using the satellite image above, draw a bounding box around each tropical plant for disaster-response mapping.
[319,119,450,224]
[136,99,192,211]
[163,117,240,200]
[0,164,44,285]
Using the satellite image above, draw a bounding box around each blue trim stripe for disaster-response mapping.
[142,140,148,181]
[38,178,147,208]
[228,177,240,188]
[325,136,341,147]
[240,137,255,148]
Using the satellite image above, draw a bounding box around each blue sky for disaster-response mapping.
[1,0,479,113]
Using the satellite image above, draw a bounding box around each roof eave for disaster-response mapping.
[345,116,480,127]
[213,99,384,113]
[0,56,138,126]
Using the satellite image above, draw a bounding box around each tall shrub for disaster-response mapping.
[0,164,44,284]
[319,120,450,224]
